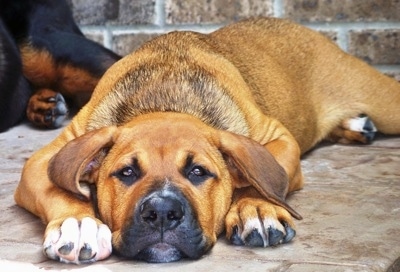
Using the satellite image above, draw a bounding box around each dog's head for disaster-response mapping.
[48,112,297,263]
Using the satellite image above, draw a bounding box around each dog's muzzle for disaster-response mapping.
[114,188,210,263]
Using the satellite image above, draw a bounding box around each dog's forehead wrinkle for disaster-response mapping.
[142,178,180,200]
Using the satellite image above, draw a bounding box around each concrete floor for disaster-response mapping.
[1,122,400,271]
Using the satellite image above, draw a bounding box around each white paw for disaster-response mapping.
[344,114,377,142]
[43,217,112,264]
[345,115,377,133]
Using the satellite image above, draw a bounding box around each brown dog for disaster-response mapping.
[14,17,400,264]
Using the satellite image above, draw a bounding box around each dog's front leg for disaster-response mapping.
[219,123,302,247]
[14,139,112,264]
[221,116,304,247]
[43,216,112,264]
[251,117,305,193]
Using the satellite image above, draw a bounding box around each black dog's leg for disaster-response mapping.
[21,0,121,128]
[0,20,31,132]
[1,0,121,129]
[22,32,121,128]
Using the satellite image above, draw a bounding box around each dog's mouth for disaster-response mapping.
[134,243,184,263]
[112,188,212,263]
[114,230,208,263]
[114,219,209,263]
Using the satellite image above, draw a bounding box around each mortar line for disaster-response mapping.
[304,21,400,31]
[154,0,165,28]
[273,0,284,17]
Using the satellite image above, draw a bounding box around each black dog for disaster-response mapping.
[0,0,121,132]
[0,19,31,132]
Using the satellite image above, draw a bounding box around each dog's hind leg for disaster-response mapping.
[360,73,400,135]
[318,56,400,143]
[324,74,400,144]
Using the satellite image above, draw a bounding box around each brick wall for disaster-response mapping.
[67,0,400,77]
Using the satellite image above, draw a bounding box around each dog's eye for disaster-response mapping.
[192,167,205,176]
[121,167,134,177]
[114,166,140,186]
[187,165,213,185]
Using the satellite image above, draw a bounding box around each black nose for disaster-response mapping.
[140,197,184,230]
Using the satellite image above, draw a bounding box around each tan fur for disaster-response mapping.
[20,44,100,96]
[21,44,104,128]
[14,17,400,263]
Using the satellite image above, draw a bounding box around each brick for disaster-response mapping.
[283,0,400,22]
[165,0,273,24]
[112,0,156,25]
[67,0,115,25]
[112,33,160,56]
[349,30,400,65]
[82,32,105,46]
[68,0,156,26]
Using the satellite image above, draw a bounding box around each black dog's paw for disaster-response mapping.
[27,89,69,128]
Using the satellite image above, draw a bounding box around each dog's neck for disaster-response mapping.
[86,68,249,136]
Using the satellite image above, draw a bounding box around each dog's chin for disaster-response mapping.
[135,243,184,263]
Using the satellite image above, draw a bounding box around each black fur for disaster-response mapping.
[0,19,31,132]
[0,0,121,132]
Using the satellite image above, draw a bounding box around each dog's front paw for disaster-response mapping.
[26,88,69,129]
[225,198,296,247]
[43,217,112,264]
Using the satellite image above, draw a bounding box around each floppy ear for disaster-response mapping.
[48,126,118,200]
[217,130,302,220]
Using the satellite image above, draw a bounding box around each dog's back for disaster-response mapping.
[206,18,400,151]
[84,17,400,153]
